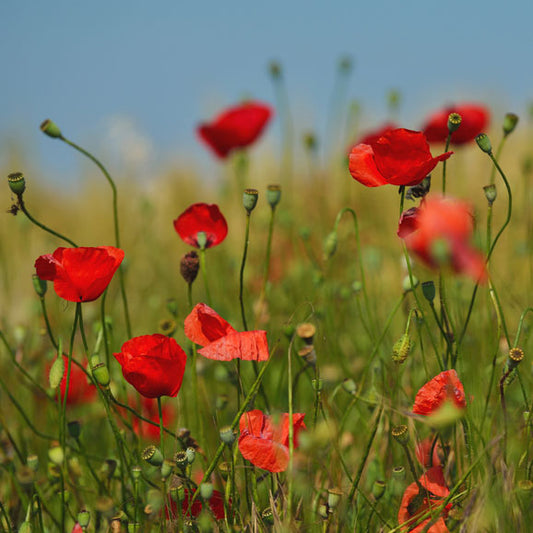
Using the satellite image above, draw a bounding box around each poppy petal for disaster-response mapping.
[348,144,388,187]
[197,330,269,361]
[184,303,236,346]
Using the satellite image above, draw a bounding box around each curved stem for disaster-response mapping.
[239,213,251,331]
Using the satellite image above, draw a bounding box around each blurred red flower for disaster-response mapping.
[415,437,444,469]
[238,409,306,472]
[166,488,226,520]
[198,101,273,158]
[398,466,450,532]
[398,196,487,282]
[173,203,228,249]
[348,129,452,187]
[35,246,124,303]
[422,103,490,145]
[114,335,187,398]
[127,396,176,441]
[48,356,96,406]
[413,369,466,416]
[71,524,83,533]
[184,303,269,361]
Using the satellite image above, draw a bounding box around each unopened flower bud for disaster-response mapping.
[32,274,47,297]
[49,357,65,390]
[180,251,199,285]
[391,425,409,446]
[324,231,338,259]
[475,133,492,154]
[283,324,295,339]
[421,281,436,302]
[185,447,196,464]
[483,184,497,205]
[7,172,26,196]
[90,356,110,387]
[40,119,63,139]
[67,420,82,440]
[78,509,91,529]
[392,334,412,364]
[503,113,519,136]
[243,188,259,213]
[266,184,281,208]
[447,113,462,134]
[18,522,33,533]
[142,445,163,467]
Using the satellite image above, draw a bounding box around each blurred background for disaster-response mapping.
[1,0,531,186]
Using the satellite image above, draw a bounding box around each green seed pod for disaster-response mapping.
[200,482,214,500]
[391,425,409,446]
[392,334,412,364]
[475,133,492,154]
[7,172,26,196]
[243,188,259,213]
[402,275,419,292]
[174,450,188,470]
[131,465,142,481]
[219,426,236,445]
[49,357,65,390]
[421,280,436,302]
[372,480,386,500]
[447,113,462,133]
[185,446,196,464]
[483,184,497,205]
[77,509,90,529]
[266,184,281,208]
[40,119,63,138]
[342,378,357,395]
[503,113,519,136]
[142,445,163,467]
[327,488,343,510]
[91,357,110,387]
[160,459,174,480]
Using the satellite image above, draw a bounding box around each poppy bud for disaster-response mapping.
[90,356,110,387]
[483,184,497,205]
[160,459,174,480]
[32,274,47,297]
[323,231,338,259]
[296,322,316,344]
[243,188,259,213]
[266,184,281,208]
[67,420,82,440]
[503,113,519,136]
[48,444,64,466]
[392,334,412,364]
[49,357,65,390]
[283,324,295,339]
[142,445,163,467]
[40,118,63,139]
[391,424,409,446]
[447,113,462,134]
[372,480,386,500]
[327,488,343,510]
[7,172,25,196]
[352,280,363,294]
[421,281,436,302]
[180,251,200,285]
[506,347,524,372]
[78,509,91,530]
[219,426,236,445]
[475,133,492,154]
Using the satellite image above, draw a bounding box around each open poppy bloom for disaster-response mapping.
[348,128,452,187]
[35,246,124,302]
[48,356,96,406]
[238,409,306,472]
[422,103,490,145]
[413,369,466,416]
[173,203,228,249]
[398,466,451,532]
[184,303,269,361]
[398,196,487,282]
[197,101,273,158]
[114,335,187,398]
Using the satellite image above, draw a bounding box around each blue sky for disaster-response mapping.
[1,1,531,184]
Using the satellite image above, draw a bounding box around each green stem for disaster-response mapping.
[60,136,132,337]
[17,196,78,247]
[239,212,251,331]
[287,336,295,521]
[257,204,277,320]
[199,248,212,306]
[441,132,451,195]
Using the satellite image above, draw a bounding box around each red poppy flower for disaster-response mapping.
[348,129,452,187]
[356,122,398,146]
[398,466,450,532]
[122,396,176,441]
[173,203,228,249]
[238,409,306,472]
[413,370,466,416]
[48,356,96,406]
[422,103,490,145]
[415,437,444,468]
[197,101,273,158]
[184,303,269,361]
[114,335,187,399]
[35,246,124,303]
[398,196,487,282]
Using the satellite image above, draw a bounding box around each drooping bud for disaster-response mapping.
[503,113,519,136]
[7,172,26,196]
[180,251,200,285]
[447,113,462,134]
[392,334,412,364]
[142,445,163,467]
[266,184,281,208]
[342,378,357,395]
[475,133,492,154]
[243,188,259,213]
[40,119,63,139]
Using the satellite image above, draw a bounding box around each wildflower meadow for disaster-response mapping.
[2,62,533,533]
